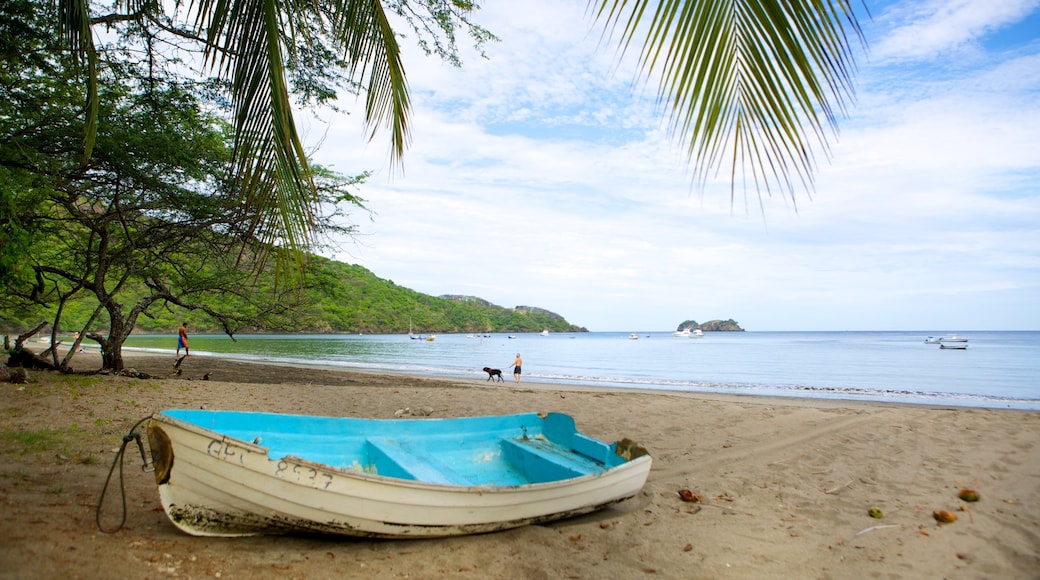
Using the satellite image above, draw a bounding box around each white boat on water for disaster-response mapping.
[143,410,652,538]
[691,329,704,338]
[924,336,941,344]
[628,333,639,340]
[939,343,968,350]
[539,329,549,336]
[673,329,691,337]
[939,335,968,343]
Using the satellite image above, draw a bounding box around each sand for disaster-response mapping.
[1,349,1038,579]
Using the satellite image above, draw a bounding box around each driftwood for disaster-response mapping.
[0,361,31,384]
[13,322,49,350]
[6,348,58,371]
[5,323,60,374]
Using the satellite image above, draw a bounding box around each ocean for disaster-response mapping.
[121,330,1040,410]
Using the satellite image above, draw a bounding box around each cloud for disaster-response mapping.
[870,0,1040,63]
[310,1,1040,331]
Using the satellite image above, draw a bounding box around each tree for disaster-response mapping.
[0,0,365,370]
[55,0,493,266]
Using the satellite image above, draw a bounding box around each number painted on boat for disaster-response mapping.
[275,460,334,489]
[206,439,246,464]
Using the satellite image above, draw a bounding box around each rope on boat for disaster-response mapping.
[95,415,153,534]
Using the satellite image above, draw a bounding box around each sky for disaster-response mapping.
[305,0,1040,332]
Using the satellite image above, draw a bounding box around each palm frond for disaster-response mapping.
[187,0,409,259]
[56,0,99,162]
[590,0,865,207]
[329,0,411,162]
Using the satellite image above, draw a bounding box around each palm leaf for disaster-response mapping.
[56,0,99,162]
[590,0,865,207]
[188,0,409,259]
[58,0,410,261]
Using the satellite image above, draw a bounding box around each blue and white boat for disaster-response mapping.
[145,410,652,538]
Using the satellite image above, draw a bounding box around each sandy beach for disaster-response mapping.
[1,349,1038,579]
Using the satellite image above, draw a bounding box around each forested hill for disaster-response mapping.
[288,258,586,334]
[0,255,586,335]
[167,257,585,335]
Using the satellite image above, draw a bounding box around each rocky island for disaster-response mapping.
[675,319,744,332]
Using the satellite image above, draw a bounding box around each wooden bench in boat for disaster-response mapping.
[364,439,469,485]
[499,438,605,483]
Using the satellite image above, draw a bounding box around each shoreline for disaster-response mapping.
[113,346,1040,412]
[1,349,1038,578]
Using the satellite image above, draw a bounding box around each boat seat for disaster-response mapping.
[365,440,468,486]
[500,438,601,483]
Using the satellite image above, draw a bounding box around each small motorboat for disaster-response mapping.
[924,336,941,344]
[145,410,652,538]
[939,343,968,350]
[629,333,639,340]
[939,335,968,343]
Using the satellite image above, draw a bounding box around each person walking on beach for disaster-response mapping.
[512,353,523,383]
[177,322,190,357]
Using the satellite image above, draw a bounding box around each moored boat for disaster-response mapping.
[145,410,652,538]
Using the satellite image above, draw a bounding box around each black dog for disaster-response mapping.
[482,367,504,382]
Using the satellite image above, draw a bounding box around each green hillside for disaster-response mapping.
[1,256,587,335]
[278,257,587,334]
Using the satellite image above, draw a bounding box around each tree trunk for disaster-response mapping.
[99,315,133,372]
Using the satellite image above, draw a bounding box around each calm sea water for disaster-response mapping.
[122,331,1040,410]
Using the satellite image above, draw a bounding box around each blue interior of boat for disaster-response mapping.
[158,410,627,486]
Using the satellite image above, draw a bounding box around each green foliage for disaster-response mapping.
[131,256,584,334]
[287,257,586,333]
[0,2,370,368]
[55,0,495,272]
[1,254,585,335]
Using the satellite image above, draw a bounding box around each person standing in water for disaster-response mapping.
[177,322,190,357]
[512,353,523,383]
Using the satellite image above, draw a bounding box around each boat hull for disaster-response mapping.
[146,411,652,538]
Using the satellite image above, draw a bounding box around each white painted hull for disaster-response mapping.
[147,414,652,538]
